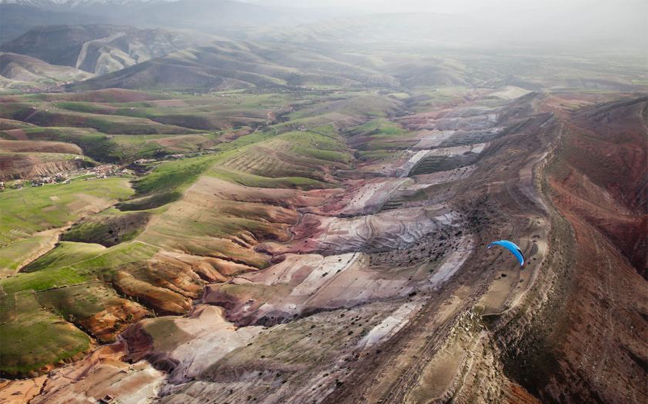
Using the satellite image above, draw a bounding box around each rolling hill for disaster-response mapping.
[70,40,398,91]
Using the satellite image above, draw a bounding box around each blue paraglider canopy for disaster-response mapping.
[488,240,524,266]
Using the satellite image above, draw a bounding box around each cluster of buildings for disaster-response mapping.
[30,173,69,187]
[133,154,184,165]
[1,164,132,191]
[5,180,24,190]
[90,164,124,179]
[1,154,193,193]
[0,176,66,190]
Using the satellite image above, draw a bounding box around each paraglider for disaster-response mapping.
[488,240,524,267]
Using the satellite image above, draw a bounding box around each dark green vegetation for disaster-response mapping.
[0,291,91,377]
[0,178,133,246]
[62,210,151,246]
[116,191,182,211]
[132,156,215,195]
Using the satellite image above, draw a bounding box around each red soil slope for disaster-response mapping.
[552,96,647,277]
[540,95,648,403]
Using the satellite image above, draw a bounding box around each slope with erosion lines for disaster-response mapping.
[514,94,647,403]
[552,96,647,277]
[318,90,555,404]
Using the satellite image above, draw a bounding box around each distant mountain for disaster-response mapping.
[2,0,644,54]
[70,40,398,91]
[0,0,333,44]
[0,52,92,89]
[0,4,106,44]
[1,25,214,74]
[0,0,174,9]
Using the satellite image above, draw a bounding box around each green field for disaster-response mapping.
[0,86,469,378]
[0,178,133,247]
[21,242,106,273]
[209,167,326,190]
[0,291,91,377]
[1,241,157,294]
[0,239,158,375]
[0,234,54,278]
[132,155,216,195]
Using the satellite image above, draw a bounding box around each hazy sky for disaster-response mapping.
[246,0,648,17]
[244,0,478,12]
[242,0,647,52]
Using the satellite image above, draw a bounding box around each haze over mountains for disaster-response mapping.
[1,0,645,92]
[0,0,342,43]
[2,0,647,50]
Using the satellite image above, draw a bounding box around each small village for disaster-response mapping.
[0,163,130,191]
[0,149,196,192]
